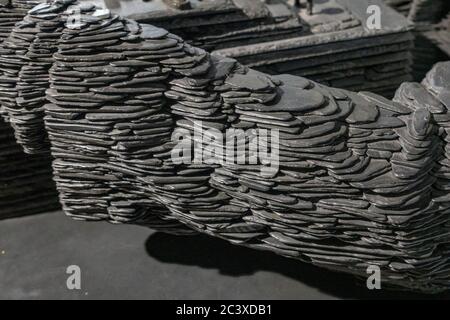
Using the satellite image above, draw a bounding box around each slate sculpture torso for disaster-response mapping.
[1,0,450,293]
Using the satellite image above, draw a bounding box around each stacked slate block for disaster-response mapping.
[0,0,59,219]
[383,0,413,16]
[117,0,414,98]
[420,13,450,69]
[3,2,449,292]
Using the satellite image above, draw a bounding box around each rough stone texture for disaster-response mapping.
[2,1,450,293]
[103,0,414,98]
[0,124,58,219]
[410,0,447,24]
[0,0,59,219]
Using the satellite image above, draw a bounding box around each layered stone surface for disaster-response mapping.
[1,1,449,293]
[102,0,415,98]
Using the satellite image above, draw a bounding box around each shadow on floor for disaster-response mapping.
[145,232,450,300]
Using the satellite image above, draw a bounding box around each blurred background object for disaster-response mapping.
[384,0,450,80]
[0,0,59,220]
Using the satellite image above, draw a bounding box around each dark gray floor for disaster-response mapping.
[0,211,448,300]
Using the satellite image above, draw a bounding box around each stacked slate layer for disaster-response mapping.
[0,123,57,219]
[111,0,415,98]
[407,0,449,25]
[0,0,42,41]
[384,0,450,81]
[407,0,450,81]
[6,3,450,292]
[0,0,59,219]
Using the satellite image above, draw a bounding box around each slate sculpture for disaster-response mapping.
[2,0,450,293]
